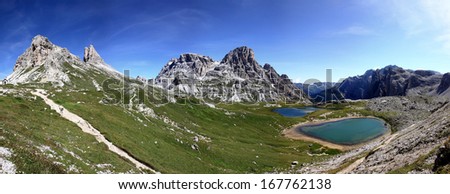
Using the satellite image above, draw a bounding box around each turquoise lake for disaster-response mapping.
[296,118,388,145]
[273,107,319,117]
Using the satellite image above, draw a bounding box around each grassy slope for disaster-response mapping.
[2,82,400,174]
[2,61,402,174]
[49,87,346,173]
[0,90,140,173]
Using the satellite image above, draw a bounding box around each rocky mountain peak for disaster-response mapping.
[154,47,309,103]
[157,53,215,80]
[12,35,56,72]
[219,46,265,79]
[83,45,103,63]
[220,46,256,65]
[263,63,274,71]
[7,35,82,84]
[178,53,213,63]
[31,35,53,48]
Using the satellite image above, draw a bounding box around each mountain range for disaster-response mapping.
[298,65,450,102]
[153,46,309,103]
[5,35,450,103]
[1,35,449,174]
[5,35,309,104]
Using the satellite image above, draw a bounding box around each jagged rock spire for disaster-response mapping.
[84,45,104,63]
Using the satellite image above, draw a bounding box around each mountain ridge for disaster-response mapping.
[5,35,121,88]
[337,65,442,100]
[154,46,310,103]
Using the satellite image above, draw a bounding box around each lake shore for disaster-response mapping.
[282,116,391,151]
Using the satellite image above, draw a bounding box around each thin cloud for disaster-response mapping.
[360,0,450,53]
[335,26,376,36]
[109,9,211,40]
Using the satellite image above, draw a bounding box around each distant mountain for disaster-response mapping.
[154,46,310,103]
[6,35,120,89]
[296,82,336,97]
[295,82,344,103]
[338,65,442,100]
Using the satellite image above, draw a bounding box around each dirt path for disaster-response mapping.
[32,89,158,173]
[337,157,365,174]
[337,133,399,174]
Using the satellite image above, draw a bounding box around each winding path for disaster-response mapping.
[337,133,399,174]
[32,89,158,173]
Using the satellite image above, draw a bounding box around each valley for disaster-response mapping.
[1,35,449,174]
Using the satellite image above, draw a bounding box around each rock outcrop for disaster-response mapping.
[83,44,121,79]
[338,65,442,100]
[154,46,310,103]
[84,45,104,63]
[433,139,450,172]
[436,73,450,96]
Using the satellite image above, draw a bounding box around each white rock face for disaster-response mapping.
[83,45,121,79]
[6,35,81,85]
[84,45,104,63]
[6,35,122,86]
[0,147,16,174]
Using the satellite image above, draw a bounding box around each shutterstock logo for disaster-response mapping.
[100,69,346,106]
[302,69,346,103]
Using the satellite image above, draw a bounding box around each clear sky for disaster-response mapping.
[1,0,450,83]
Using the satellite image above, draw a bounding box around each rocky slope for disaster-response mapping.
[436,73,450,96]
[6,35,120,87]
[338,65,442,100]
[154,46,310,103]
[352,101,449,173]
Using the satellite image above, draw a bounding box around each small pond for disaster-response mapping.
[273,107,319,117]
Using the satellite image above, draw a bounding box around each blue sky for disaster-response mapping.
[1,0,450,82]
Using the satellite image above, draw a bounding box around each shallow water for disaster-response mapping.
[273,107,319,117]
[297,118,388,145]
